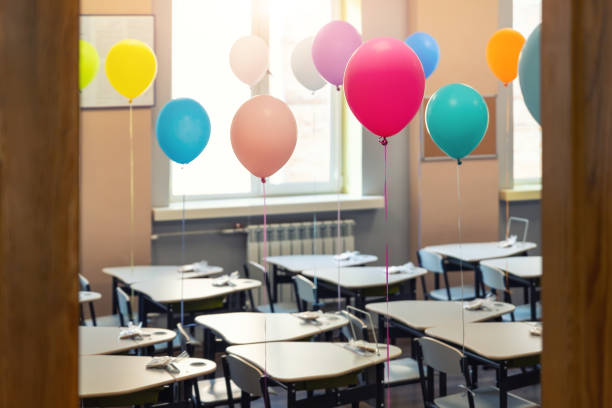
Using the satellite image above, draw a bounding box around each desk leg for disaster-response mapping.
[272,265,278,303]
[190,378,202,407]
[376,362,384,408]
[530,281,537,320]
[167,305,174,355]
[498,363,508,408]
[111,277,118,314]
[287,383,296,408]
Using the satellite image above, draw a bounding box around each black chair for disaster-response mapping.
[79,274,97,326]
[243,262,297,313]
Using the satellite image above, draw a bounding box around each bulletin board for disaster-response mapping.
[80,15,155,109]
[421,95,497,161]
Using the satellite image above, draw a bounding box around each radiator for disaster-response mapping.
[246,219,356,304]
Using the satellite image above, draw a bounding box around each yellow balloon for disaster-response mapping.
[486,28,525,85]
[79,40,100,90]
[105,39,157,100]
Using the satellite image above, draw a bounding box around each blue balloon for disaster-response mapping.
[425,83,489,162]
[156,98,211,164]
[405,32,440,79]
[519,24,541,125]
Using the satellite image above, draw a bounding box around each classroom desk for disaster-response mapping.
[425,322,541,408]
[301,266,427,308]
[227,341,401,408]
[266,254,377,303]
[195,312,348,345]
[79,326,176,355]
[481,256,542,320]
[132,278,261,353]
[425,241,537,297]
[79,354,215,405]
[103,265,224,314]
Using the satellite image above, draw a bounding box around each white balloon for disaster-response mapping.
[291,37,326,92]
[229,35,269,86]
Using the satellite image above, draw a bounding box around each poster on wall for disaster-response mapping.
[80,15,155,109]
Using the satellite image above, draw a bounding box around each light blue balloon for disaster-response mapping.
[519,24,541,125]
[156,98,211,164]
[425,83,489,162]
[405,32,440,79]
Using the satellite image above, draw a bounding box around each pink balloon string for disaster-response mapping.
[379,137,390,405]
[262,178,268,383]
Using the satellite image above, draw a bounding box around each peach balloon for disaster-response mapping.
[230,95,297,180]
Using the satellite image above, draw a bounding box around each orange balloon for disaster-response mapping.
[486,28,525,85]
[230,95,297,180]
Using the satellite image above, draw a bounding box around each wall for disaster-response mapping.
[80,0,153,315]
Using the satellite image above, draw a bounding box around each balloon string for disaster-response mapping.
[129,100,135,310]
[379,137,390,405]
[337,187,341,311]
[262,178,268,380]
[180,168,185,326]
[505,88,511,235]
[457,164,465,356]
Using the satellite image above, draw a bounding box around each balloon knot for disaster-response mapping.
[336,85,340,92]
[378,137,388,146]
[261,177,266,184]
[128,98,133,104]
[503,83,508,88]
[457,159,463,166]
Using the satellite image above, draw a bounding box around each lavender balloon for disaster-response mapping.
[312,20,362,88]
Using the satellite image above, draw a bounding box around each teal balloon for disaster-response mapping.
[156,98,211,164]
[425,83,489,162]
[519,24,541,124]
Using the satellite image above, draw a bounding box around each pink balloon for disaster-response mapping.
[312,20,362,87]
[231,95,297,180]
[344,37,425,137]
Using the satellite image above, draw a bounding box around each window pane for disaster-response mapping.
[171,0,252,196]
[513,0,542,182]
[267,0,336,189]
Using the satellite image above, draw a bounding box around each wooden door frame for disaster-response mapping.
[0,1,79,406]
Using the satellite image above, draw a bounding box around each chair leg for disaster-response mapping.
[88,302,97,326]
[443,272,452,300]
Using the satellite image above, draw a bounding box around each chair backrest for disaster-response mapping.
[480,264,507,292]
[224,354,266,398]
[248,261,274,311]
[417,337,464,376]
[507,216,529,242]
[78,274,91,291]
[341,312,368,342]
[417,249,445,274]
[115,286,133,326]
[176,323,201,354]
[293,275,316,305]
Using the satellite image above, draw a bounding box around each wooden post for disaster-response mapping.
[0,1,79,406]
[542,0,612,406]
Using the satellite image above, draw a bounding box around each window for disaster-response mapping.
[171,0,340,200]
[513,0,541,184]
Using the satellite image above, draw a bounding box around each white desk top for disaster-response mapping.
[425,322,542,360]
[366,300,516,331]
[102,265,224,285]
[227,342,401,383]
[79,355,216,398]
[195,312,348,345]
[425,241,537,263]
[131,278,261,304]
[79,326,176,355]
[301,266,427,289]
[265,254,378,272]
[481,256,542,279]
[79,291,102,304]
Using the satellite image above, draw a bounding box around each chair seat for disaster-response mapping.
[384,357,420,384]
[502,302,542,322]
[434,386,538,408]
[256,302,298,314]
[429,285,477,301]
[198,377,242,403]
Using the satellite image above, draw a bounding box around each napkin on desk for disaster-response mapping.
[498,235,518,248]
[212,270,240,287]
[177,260,208,273]
[388,262,426,275]
[334,251,360,261]
[146,351,189,373]
[118,321,150,340]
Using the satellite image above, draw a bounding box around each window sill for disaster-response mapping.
[153,194,385,221]
[499,184,542,202]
